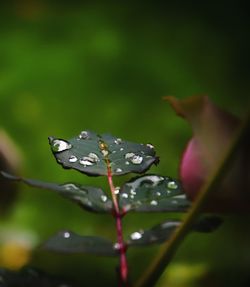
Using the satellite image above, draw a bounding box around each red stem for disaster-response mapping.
[107,163,128,284]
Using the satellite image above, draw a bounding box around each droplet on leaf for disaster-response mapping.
[114,138,122,145]
[130,231,143,240]
[79,131,89,139]
[100,195,108,202]
[63,232,71,238]
[115,168,123,173]
[51,139,72,152]
[168,181,178,189]
[69,155,78,163]
[150,200,158,206]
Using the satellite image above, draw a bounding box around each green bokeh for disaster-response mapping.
[0,1,249,286]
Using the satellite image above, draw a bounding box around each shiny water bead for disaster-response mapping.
[100,195,108,202]
[63,231,71,238]
[51,139,72,152]
[167,181,178,189]
[130,231,143,240]
[69,155,78,162]
[79,130,89,139]
[114,138,122,145]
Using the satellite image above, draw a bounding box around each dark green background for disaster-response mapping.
[0,1,249,286]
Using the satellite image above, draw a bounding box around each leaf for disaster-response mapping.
[118,174,191,212]
[127,220,181,246]
[43,230,118,257]
[127,216,222,247]
[0,171,112,213]
[0,267,78,287]
[49,130,158,176]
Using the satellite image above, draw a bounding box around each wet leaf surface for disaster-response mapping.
[118,174,191,212]
[49,130,158,176]
[0,267,78,287]
[43,231,118,257]
[0,172,112,213]
[127,216,222,246]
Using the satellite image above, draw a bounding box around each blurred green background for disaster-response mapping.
[0,1,249,286]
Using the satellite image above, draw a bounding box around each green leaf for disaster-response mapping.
[49,130,158,176]
[118,174,191,212]
[127,216,222,247]
[43,230,118,257]
[127,220,180,246]
[0,171,112,213]
[0,267,77,287]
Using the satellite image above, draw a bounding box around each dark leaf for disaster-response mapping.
[118,174,191,212]
[127,220,181,246]
[127,216,222,247]
[0,171,112,213]
[43,230,118,257]
[49,130,158,176]
[0,267,78,287]
[192,216,223,232]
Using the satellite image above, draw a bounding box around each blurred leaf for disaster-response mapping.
[118,174,191,212]
[165,96,250,212]
[0,129,22,216]
[43,230,118,257]
[49,130,158,176]
[0,267,78,287]
[0,172,112,213]
[127,216,222,247]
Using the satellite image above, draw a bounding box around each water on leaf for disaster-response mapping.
[115,168,123,173]
[63,232,71,238]
[100,195,108,202]
[51,139,72,152]
[114,138,122,145]
[79,157,95,166]
[130,231,143,240]
[122,193,128,198]
[146,143,154,149]
[114,187,120,195]
[69,155,78,162]
[167,181,178,189]
[131,155,143,164]
[88,152,100,162]
[150,200,158,206]
[79,130,89,139]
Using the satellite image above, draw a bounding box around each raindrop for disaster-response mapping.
[69,155,78,163]
[115,168,123,173]
[130,195,135,199]
[146,143,154,149]
[131,155,143,164]
[101,150,109,156]
[112,150,117,154]
[168,181,178,189]
[156,192,161,196]
[88,152,100,162]
[113,243,121,250]
[121,193,128,198]
[114,138,122,144]
[63,183,79,191]
[150,200,158,206]
[130,189,136,195]
[51,139,72,152]
[130,231,143,240]
[101,195,108,202]
[125,152,135,159]
[79,158,94,166]
[79,131,89,139]
[120,147,124,151]
[63,232,71,239]
[125,161,130,165]
[114,187,120,195]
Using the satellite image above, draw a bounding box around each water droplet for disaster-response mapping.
[115,168,123,173]
[120,147,124,151]
[146,143,154,149]
[101,195,108,202]
[79,158,94,166]
[156,192,161,196]
[130,195,135,199]
[150,200,158,206]
[63,183,79,191]
[131,155,143,164]
[130,189,136,195]
[121,193,128,198]
[125,161,130,165]
[79,130,89,139]
[113,242,121,250]
[88,152,100,162]
[125,152,135,159]
[51,139,72,152]
[114,138,122,144]
[114,187,120,195]
[168,181,178,189]
[63,231,71,238]
[69,155,78,162]
[130,231,143,240]
[112,150,117,154]
[101,150,109,156]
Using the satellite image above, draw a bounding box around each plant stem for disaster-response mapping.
[135,112,250,287]
[106,161,128,284]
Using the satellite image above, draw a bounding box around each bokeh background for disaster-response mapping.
[0,1,249,286]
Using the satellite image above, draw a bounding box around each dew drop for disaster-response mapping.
[114,187,120,195]
[120,147,124,151]
[101,150,109,156]
[156,192,161,197]
[69,155,77,163]
[150,200,158,206]
[131,155,143,164]
[121,193,128,198]
[168,181,178,189]
[101,195,108,202]
[115,168,123,173]
[130,189,136,195]
[146,143,154,149]
[113,243,121,250]
[125,161,130,165]
[114,138,122,144]
[79,130,89,139]
[79,158,94,166]
[51,139,72,152]
[125,152,135,159]
[63,231,71,239]
[130,231,143,240]
[88,152,100,162]
[130,195,135,199]
[63,183,79,191]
